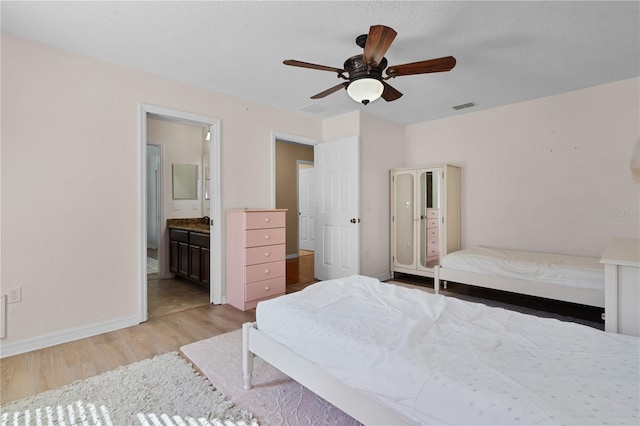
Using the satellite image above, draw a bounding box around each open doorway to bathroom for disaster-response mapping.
[138,104,223,322]
[145,116,210,318]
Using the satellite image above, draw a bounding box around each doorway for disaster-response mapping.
[139,104,221,323]
[145,118,210,318]
[273,134,318,288]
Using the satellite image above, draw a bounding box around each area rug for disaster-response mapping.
[1,352,257,426]
[181,330,361,426]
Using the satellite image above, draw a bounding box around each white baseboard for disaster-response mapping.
[0,315,140,358]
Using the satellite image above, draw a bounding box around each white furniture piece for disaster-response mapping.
[601,237,640,336]
[243,276,639,425]
[226,209,287,311]
[435,247,605,307]
[390,164,461,279]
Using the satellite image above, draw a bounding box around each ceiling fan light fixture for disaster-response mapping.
[347,77,383,105]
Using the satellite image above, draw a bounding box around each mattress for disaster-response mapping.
[256,275,639,426]
[440,246,604,290]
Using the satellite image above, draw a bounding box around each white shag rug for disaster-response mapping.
[1,352,257,426]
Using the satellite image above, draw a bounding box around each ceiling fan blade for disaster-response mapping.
[386,56,457,77]
[363,25,397,67]
[310,82,348,99]
[283,59,345,73]
[381,81,403,102]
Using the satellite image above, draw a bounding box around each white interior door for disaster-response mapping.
[298,164,316,251]
[314,136,359,280]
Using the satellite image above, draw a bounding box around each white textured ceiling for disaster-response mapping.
[2,1,639,125]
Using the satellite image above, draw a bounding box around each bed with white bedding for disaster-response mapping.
[243,275,638,425]
[434,246,605,307]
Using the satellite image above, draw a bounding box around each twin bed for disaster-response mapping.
[434,246,605,308]
[243,274,638,425]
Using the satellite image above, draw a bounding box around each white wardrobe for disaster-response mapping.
[391,164,461,278]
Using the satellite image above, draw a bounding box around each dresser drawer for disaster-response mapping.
[426,247,440,258]
[245,260,285,283]
[245,244,285,266]
[426,218,439,229]
[427,227,439,239]
[245,228,286,247]
[245,277,286,302]
[245,211,286,230]
[426,208,439,219]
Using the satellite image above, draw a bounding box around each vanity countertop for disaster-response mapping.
[167,218,210,234]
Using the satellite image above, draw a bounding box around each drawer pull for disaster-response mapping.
[265,286,270,291]
[264,217,270,223]
[264,235,270,240]
[265,269,270,274]
[264,252,270,257]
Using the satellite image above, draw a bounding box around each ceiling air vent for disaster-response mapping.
[452,102,476,111]
[299,104,326,114]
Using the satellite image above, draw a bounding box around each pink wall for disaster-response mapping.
[406,78,640,257]
[359,112,406,279]
[1,35,321,353]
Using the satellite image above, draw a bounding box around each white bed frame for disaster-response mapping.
[434,265,605,308]
[242,322,411,426]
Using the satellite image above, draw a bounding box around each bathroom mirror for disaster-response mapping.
[172,164,199,199]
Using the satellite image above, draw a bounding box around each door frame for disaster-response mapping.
[138,104,222,323]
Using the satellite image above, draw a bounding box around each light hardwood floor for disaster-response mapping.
[1,303,257,405]
[147,277,210,318]
[1,253,316,405]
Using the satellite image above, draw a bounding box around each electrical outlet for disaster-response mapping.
[7,287,21,303]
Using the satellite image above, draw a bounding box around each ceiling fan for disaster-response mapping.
[284,25,456,105]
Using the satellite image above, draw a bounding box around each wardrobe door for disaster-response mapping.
[392,170,416,269]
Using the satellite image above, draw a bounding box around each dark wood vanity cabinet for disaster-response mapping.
[169,229,210,289]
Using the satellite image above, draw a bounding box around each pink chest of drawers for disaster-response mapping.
[226,209,287,311]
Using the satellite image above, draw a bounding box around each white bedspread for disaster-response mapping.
[441,246,604,290]
[256,275,639,426]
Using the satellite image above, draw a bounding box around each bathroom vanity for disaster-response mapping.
[167,219,210,290]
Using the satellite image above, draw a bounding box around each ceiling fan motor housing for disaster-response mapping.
[344,55,387,79]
